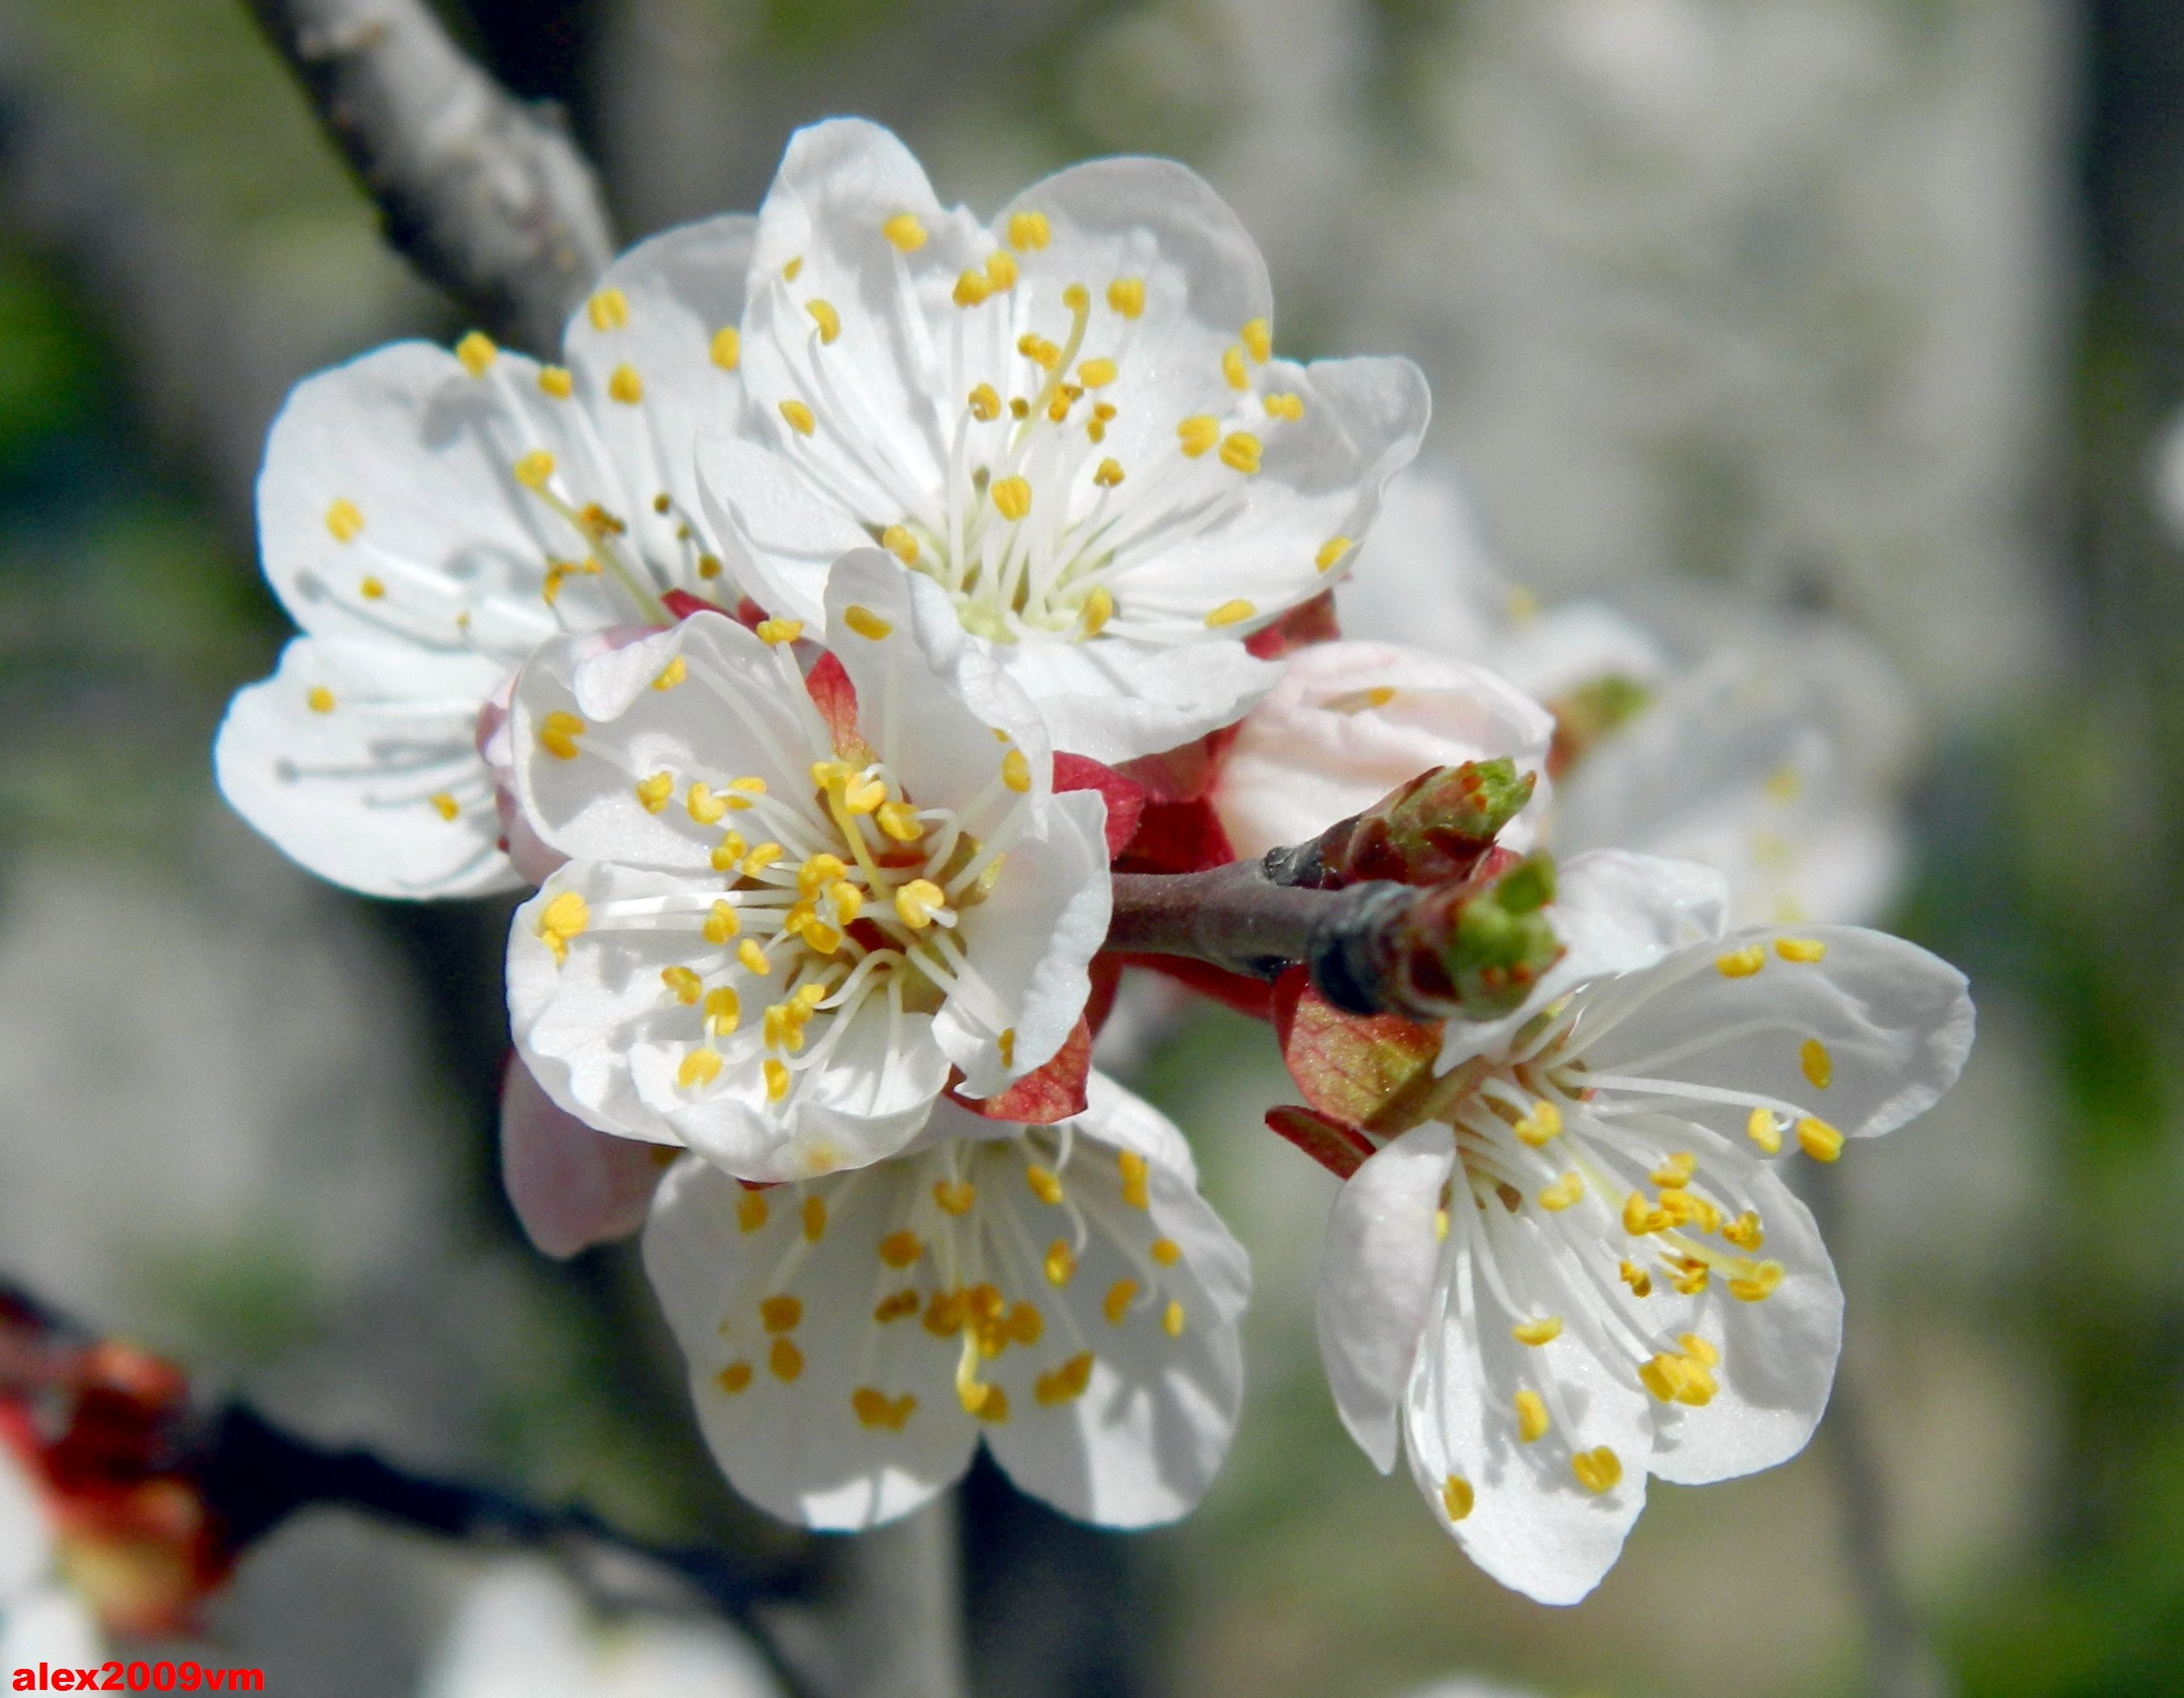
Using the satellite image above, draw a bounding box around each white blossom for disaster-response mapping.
[505,551,1111,1182]
[0,1443,101,1677]
[216,214,757,897]
[692,118,1432,764]
[644,1075,1248,1531]
[1315,851,1972,1602]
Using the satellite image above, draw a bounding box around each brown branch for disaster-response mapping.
[243,0,616,356]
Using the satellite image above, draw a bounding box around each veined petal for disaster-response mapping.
[1317,1124,1454,1472]
[215,636,519,898]
[986,634,1282,767]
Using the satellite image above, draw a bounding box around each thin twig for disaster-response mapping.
[242,0,615,356]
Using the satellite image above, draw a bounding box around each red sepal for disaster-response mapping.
[1273,967,1448,1134]
[1244,588,1340,659]
[1084,955,1124,1038]
[1264,1104,1376,1180]
[1116,723,1240,804]
[1054,753,1146,859]
[949,1016,1092,1125]
[1116,798,1234,875]
[661,589,730,622]
[1111,952,1274,1022]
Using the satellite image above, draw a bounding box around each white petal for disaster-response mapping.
[215,637,519,898]
[498,1057,665,1258]
[0,1446,51,1600]
[1215,641,1556,858]
[987,635,1282,766]
[0,1579,102,1672]
[694,435,869,624]
[1316,1124,1454,1472]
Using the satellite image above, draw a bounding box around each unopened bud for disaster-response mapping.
[1548,674,1651,779]
[1307,852,1564,1023]
[1278,760,1538,889]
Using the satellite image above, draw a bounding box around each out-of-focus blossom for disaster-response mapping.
[693,117,1431,764]
[644,1075,1248,1531]
[0,1442,101,1676]
[217,214,756,897]
[506,553,1110,1182]
[421,1559,781,1698]
[1310,851,1972,1601]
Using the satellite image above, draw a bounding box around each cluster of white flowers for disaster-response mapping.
[217,117,1972,1607]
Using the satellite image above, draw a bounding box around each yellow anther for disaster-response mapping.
[1007,209,1051,251]
[1076,356,1119,389]
[540,890,590,943]
[1666,1255,1711,1296]
[1515,1390,1550,1443]
[842,604,893,641]
[794,982,828,1010]
[840,775,885,814]
[1765,765,1803,802]
[715,1362,752,1395]
[686,783,728,825]
[1044,1240,1076,1287]
[661,965,703,1005]
[678,1047,723,1089]
[698,555,723,579]
[761,1293,802,1332]
[1262,391,1304,420]
[1660,1188,1722,1234]
[763,1058,790,1102]
[852,1387,917,1430]
[1512,1317,1563,1346]
[430,792,460,821]
[1797,1117,1844,1162]
[1090,460,1126,495]
[1618,1259,1653,1297]
[1776,937,1828,963]
[1177,415,1219,457]
[879,523,919,565]
[360,576,386,601]
[703,985,740,1035]
[1315,536,1353,572]
[1150,1238,1182,1267]
[1001,747,1032,793]
[894,878,948,930]
[1204,599,1257,630]
[1747,1107,1783,1155]
[653,655,688,692]
[1036,1352,1094,1406]
[806,299,841,344]
[960,1380,1010,1423]
[1572,1447,1623,1494]
[1161,1300,1186,1338]
[1716,945,1766,978]
[953,268,991,308]
[1118,1150,1151,1209]
[991,476,1032,521]
[1079,585,1115,638]
[533,364,573,399]
[778,399,816,437]
[1723,1210,1765,1251]
[985,250,1019,291]
[998,1028,1015,1067]
[876,1230,923,1270]
[1728,1259,1786,1303]
[306,686,336,714]
[515,450,556,489]
[736,1189,768,1233]
[1024,1165,1064,1205]
[737,938,772,976]
[608,364,644,404]
[454,330,498,376]
[1621,1191,1670,1235]
[755,618,802,646]
[635,771,674,813]
[711,327,741,370]
[1539,1171,1584,1212]
[1515,1099,1563,1147]
[932,1180,976,1217]
[1800,1038,1833,1090]
[324,498,364,543]
[1434,1207,1449,1242]
[882,211,927,251]
[797,852,848,897]
[802,1195,827,1241]
[1103,1279,1137,1325]
[587,287,629,331]
[1681,1333,1721,1365]
[967,383,1002,421]
[876,801,923,843]
[1221,344,1249,391]
[1651,1151,1697,1189]
[1441,1475,1474,1521]
[973,855,1008,899]
[1240,317,1272,362]
[811,760,850,790]
[740,840,783,874]
[769,1338,803,1382]
[783,256,805,282]
[1107,276,1146,319]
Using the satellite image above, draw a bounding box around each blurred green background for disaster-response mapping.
[0,0,2171,1694]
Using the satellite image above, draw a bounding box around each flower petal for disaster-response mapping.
[986,635,1283,767]
[498,1056,667,1257]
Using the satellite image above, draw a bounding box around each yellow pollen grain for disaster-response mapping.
[1118,1150,1151,1209]
[1572,1447,1622,1494]
[1651,1151,1696,1189]
[778,399,816,437]
[1177,414,1219,457]
[715,1362,752,1396]
[933,1180,976,1217]
[880,523,919,565]
[1107,276,1145,318]
[1619,1259,1653,1297]
[325,498,364,542]
[1162,1300,1186,1338]
[952,268,991,309]
[1204,599,1256,630]
[1800,1038,1833,1089]
[636,771,674,813]
[1682,1333,1722,1366]
[764,1058,790,1102]
[991,476,1032,521]
[537,364,573,398]
[802,1195,827,1241]
[737,939,772,977]
[842,604,894,640]
[1080,585,1115,637]
[1007,209,1051,251]
[702,986,741,1037]
[1747,1107,1783,1155]
[608,364,644,404]
[360,576,386,601]
[1315,536,1353,573]
[852,1387,916,1430]
[1240,317,1272,362]
[1728,1260,1786,1303]
[740,835,782,867]
[698,555,723,579]
[702,901,741,946]
[1441,1475,1474,1521]
[587,288,629,331]
[1515,1390,1549,1443]
[514,450,556,489]
[710,832,748,872]
[1002,747,1032,793]
[755,618,802,646]
[1219,431,1263,474]
[653,655,689,691]
[1221,344,1249,391]
[806,299,841,344]
[985,250,1019,292]
[761,1293,802,1332]
[1077,357,1118,388]
[894,878,948,930]
[1263,391,1304,421]
[711,327,741,370]
[769,1338,803,1382]
[430,792,459,821]
[1724,1211,1765,1251]
[306,686,336,714]
[540,890,589,942]
[1024,1165,1064,1205]
[1776,936,1828,963]
[1044,1240,1076,1287]
[1512,1317,1562,1346]
[661,964,703,1005]
[882,212,927,251]
[967,382,1001,422]
[1036,1353,1094,1407]
[1150,1238,1182,1267]
[876,801,923,843]
[455,330,497,375]
[1103,1279,1137,1325]
[1091,460,1125,494]
[1540,1171,1583,1212]
[687,782,729,825]
[1515,1099,1562,1146]
[1797,1117,1844,1162]
[678,1047,723,1089]
[1622,1192,1669,1235]
[1717,945,1766,978]
[879,1230,923,1268]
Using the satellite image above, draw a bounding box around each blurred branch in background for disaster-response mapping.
[244,0,615,356]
